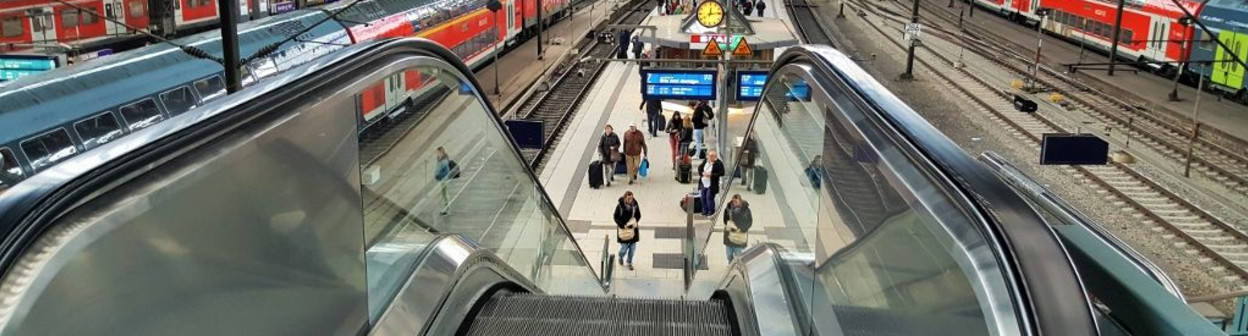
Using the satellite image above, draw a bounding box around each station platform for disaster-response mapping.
[474,0,620,110]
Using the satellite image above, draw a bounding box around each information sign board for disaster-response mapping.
[641,69,717,100]
[0,55,58,82]
[736,70,768,101]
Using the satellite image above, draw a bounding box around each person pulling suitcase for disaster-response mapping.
[598,125,622,186]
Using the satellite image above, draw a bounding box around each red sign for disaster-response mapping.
[690,34,727,44]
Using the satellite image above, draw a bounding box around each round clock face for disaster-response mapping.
[696,0,724,28]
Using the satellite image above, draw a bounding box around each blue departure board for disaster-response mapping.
[736,71,768,101]
[640,69,717,100]
[0,55,58,82]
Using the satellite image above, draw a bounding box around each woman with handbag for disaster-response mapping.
[723,194,753,263]
[614,191,642,270]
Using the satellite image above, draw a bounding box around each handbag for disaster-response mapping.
[727,223,748,245]
[610,151,622,162]
[639,157,650,177]
[618,221,637,241]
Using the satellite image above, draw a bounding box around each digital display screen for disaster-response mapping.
[737,71,767,101]
[0,55,58,82]
[641,69,717,100]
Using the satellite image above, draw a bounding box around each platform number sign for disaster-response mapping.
[904,23,922,41]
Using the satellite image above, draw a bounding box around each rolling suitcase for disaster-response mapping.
[679,194,703,213]
[588,160,604,189]
[752,165,768,194]
[678,163,692,183]
[615,161,627,175]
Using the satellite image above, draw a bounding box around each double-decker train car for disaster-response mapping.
[0,0,575,192]
[1034,0,1203,75]
[1190,0,1248,100]
[0,10,349,193]
[0,0,268,63]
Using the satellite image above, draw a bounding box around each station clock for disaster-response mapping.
[696,0,724,28]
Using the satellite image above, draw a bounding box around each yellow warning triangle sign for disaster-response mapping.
[702,41,723,57]
[732,37,753,56]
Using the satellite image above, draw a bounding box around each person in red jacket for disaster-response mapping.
[622,123,648,184]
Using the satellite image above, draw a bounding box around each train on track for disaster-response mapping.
[0,0,576,192]
[971,0,1248,101]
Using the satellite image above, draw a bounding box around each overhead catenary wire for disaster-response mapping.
[47,0,224,64]
[239,0,369,65]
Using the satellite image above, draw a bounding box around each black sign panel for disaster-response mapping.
[506,120,545,149]
[1040,133,1109,165]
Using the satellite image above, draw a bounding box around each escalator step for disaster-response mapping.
[464,294,735,336]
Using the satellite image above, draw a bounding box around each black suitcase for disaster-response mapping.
[679,194,703,213]
[615,161,627,175]
[588,160,604,188]
[678,164,692,183]
[752,165,768,194]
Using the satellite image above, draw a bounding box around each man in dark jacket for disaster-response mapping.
[614,191,642,270]
[598,125,622,186]
[631,35,644,59]
[723,194,752,262]
[617,30,631,59]
[640,98,663,137]
[755,0,766,17]
[739,132,758,188]
[691,100,714,158]
[696,149,725,216]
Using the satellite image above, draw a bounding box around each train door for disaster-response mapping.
[104,0,125,35]
[507,0,516,38]
[27,7,56,45]
[384,73,404,113]
[1146,17,1170,60]
[1213,30,1246,91]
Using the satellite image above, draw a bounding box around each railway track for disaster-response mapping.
[785,0,835,45]
[881,0,1248,200]
[511,0,657,171]
[842,0,1248,288]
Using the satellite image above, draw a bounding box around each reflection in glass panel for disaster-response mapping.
[119,99,165,131]
[737,66,1018,336]
[20,129,78,172]
[74,112,125,150]
[160,86,198,115]
[194,76,226,101]
[358,65,600,319]
[0,147,23,192]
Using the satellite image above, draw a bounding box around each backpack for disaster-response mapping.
[449,160,461,179]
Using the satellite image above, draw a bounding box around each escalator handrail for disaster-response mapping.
[978,151,1185,299]
[769,45,1098,335]
[0,38,605,292]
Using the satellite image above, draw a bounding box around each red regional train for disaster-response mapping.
[973,0,1204,75]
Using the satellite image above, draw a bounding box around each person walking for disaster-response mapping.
[616,30,631,59]
[680,116,694,157]
[697,150,725,216]
[755,0,766,17]
[598,125,622,186]
[434,147,459,216]
[614,191,642,270]
[667,112,685,166]
[622,123,648,184]
[691,100,714,158]
[742,0,753,16]
[723,194,753,262]
[631,35,644,59]
[640,98,663,137]
[739,132,758,188]
[806,154,824,189]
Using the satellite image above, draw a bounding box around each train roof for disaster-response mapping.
[0,10,345,147]
[1200,0,1248,32]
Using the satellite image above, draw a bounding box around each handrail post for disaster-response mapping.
[684,193,694,292]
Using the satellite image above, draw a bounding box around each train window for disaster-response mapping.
[160,86,199,115]
[74,112,124,150]
[1,16,21,38]
[82,9,98,24]
[20,128,77,172]
[193,76,226,101]
[186,0,198,8]
[119,99,166,131]
[198,0,212,7]
[0,148,22,190]
[1123,29,1133,45]
[63,9,79,28]
[130,1,145,18]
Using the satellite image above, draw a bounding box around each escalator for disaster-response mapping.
[0,38,1223,335]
